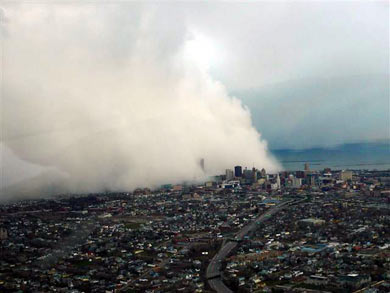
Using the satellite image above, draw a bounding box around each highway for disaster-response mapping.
[206,199,299,293]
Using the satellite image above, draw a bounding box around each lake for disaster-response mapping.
[271,142,390,171]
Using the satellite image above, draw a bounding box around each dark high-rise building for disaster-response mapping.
[234,166,242,177]
[296,171,305,179]
[306,173,317,186]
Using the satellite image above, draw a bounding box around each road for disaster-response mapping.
[206,199,299,293]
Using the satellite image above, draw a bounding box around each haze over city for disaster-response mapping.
[1,2,389,196]
[1,2,390,293]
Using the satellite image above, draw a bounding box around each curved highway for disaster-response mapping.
[206,199,300,292]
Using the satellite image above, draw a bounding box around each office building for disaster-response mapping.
[226,169,234,181]
[234,166,242,177]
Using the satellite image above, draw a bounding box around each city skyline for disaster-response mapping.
[1,2,389,197]
[1,2,389,292]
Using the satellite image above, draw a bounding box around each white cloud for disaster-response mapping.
[1,3,279,195]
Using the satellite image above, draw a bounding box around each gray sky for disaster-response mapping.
[0,1,389,193]
[183,1,389,149]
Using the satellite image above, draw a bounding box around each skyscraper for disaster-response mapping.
[226,169,234,181]
[243,168,253,180]
[252,167,257,182]
[234,166,242,177]
[200,158,205,172]
[276,173,281,189]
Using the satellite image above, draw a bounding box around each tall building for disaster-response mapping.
[304,163,310,171]
[200,158,205,172]
[234,166,242,177]
[276,174,281,189]
[255,170,262,180]
[292,176,302,188]
[226,169,234,181]
[243,168,253,180]
[252,167,257,182]
[296,171,305,179]
[306,173,317,186]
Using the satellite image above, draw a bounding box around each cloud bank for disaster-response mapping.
[1,4,279,196]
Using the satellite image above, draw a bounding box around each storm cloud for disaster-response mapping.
[1,3,279,196]
[1,1,388,197]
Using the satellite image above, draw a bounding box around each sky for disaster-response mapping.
[0,1,389,195]
[184,1,389,149]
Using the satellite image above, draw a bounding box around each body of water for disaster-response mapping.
[271,142,390,171]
